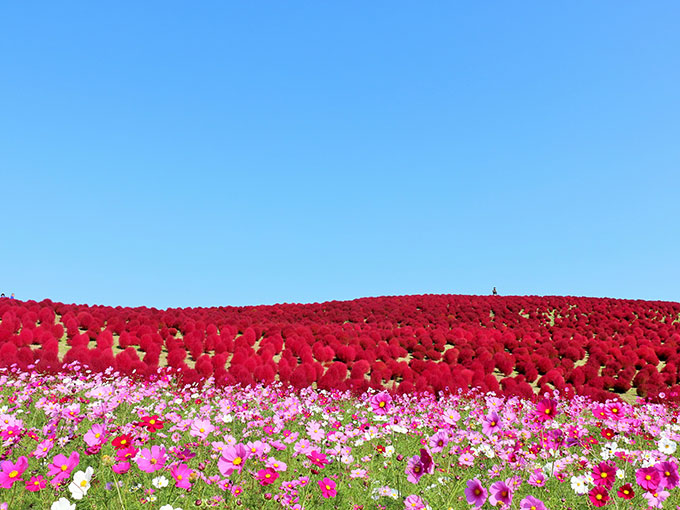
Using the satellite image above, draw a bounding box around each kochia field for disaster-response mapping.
[1,294,680,401]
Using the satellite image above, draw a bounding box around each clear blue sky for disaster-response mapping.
[1,2,679,308]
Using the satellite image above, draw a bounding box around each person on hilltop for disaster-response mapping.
[492,287,498,296]
[0,293,4,297]
[10,293,15,299]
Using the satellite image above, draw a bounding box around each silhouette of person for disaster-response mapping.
[492,287,498,296]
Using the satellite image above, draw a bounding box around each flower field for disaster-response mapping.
[1,365,679,509]
[1,294,680,509]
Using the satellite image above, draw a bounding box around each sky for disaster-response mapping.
[1,2,679,308]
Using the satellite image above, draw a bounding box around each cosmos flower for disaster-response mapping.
[588,486,609,508]
[464,478,487,507]
[318,477,337,498]
[0,456,28,489]
[369,391,393,415]
[218,443,249,477]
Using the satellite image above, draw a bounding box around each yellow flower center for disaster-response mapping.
[379,402,385,408]
[61,465,68,471]
[646,475,651,480]
[326,484,331,490]
[596,494,602,500]
[95,433,101,438]
[9,470,18,478]
[151,459,157,464]
[149,419,155,425]
[80,480,88,487]
[233,457,242,466]
[200,428,205,433]
[177,475,182,480]
[601,473,607,478]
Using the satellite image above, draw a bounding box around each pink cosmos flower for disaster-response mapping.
[592,461,616,489]
[0,456,28,489]
[428,430,448,453]
[190,419,215,439]
[47,451,79,486]
[25,475,47,492]
[246,440,266,458]
[135,445,167,473]
[636,466,660,491]
[527,469,546,487]
[482,411,501,436]
[488,480,513,507]
[369,391,393,415]
[404,494,426,509]
[642,489,669,508]
[171,463,193,489]
[33,439,54,459]
[318,477,337,498]
[464,478,487,507]
[306,421,325,442]
[656,461,679,489]
[519,495,547,510]
[406,456,425,484]
[83,424,107,447]
[218,443,249,477]
[265,457,287,472]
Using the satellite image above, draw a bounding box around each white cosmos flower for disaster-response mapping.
[658,438,677,455]
[570,475,589,495]
[51,498,76,510]
[68,466,94,500]
[152,475,169,488]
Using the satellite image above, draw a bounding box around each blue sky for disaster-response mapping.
[1,2,679,308]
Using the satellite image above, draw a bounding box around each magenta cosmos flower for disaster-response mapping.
[592,461,616,489]
[135,445,167,473]
[404,494,426,509]
[488,480,513,507]
[0,456,28,489]
[170,463,193,489]
[519,495,547,510]
[255,468,279,486]
[47,451,79,486]
[318,477,337,498]
[464,478,487,507]
[534,398,558,422]
[369,391,393,415]
[656,461,679,489]
[636,466,660,491]
[218,443,249,477]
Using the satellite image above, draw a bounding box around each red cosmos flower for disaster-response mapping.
[589,486,610,507]
[140,415,164,432]
[600,428,615,440]
[617,483,634,500]
[111,434,134,450]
